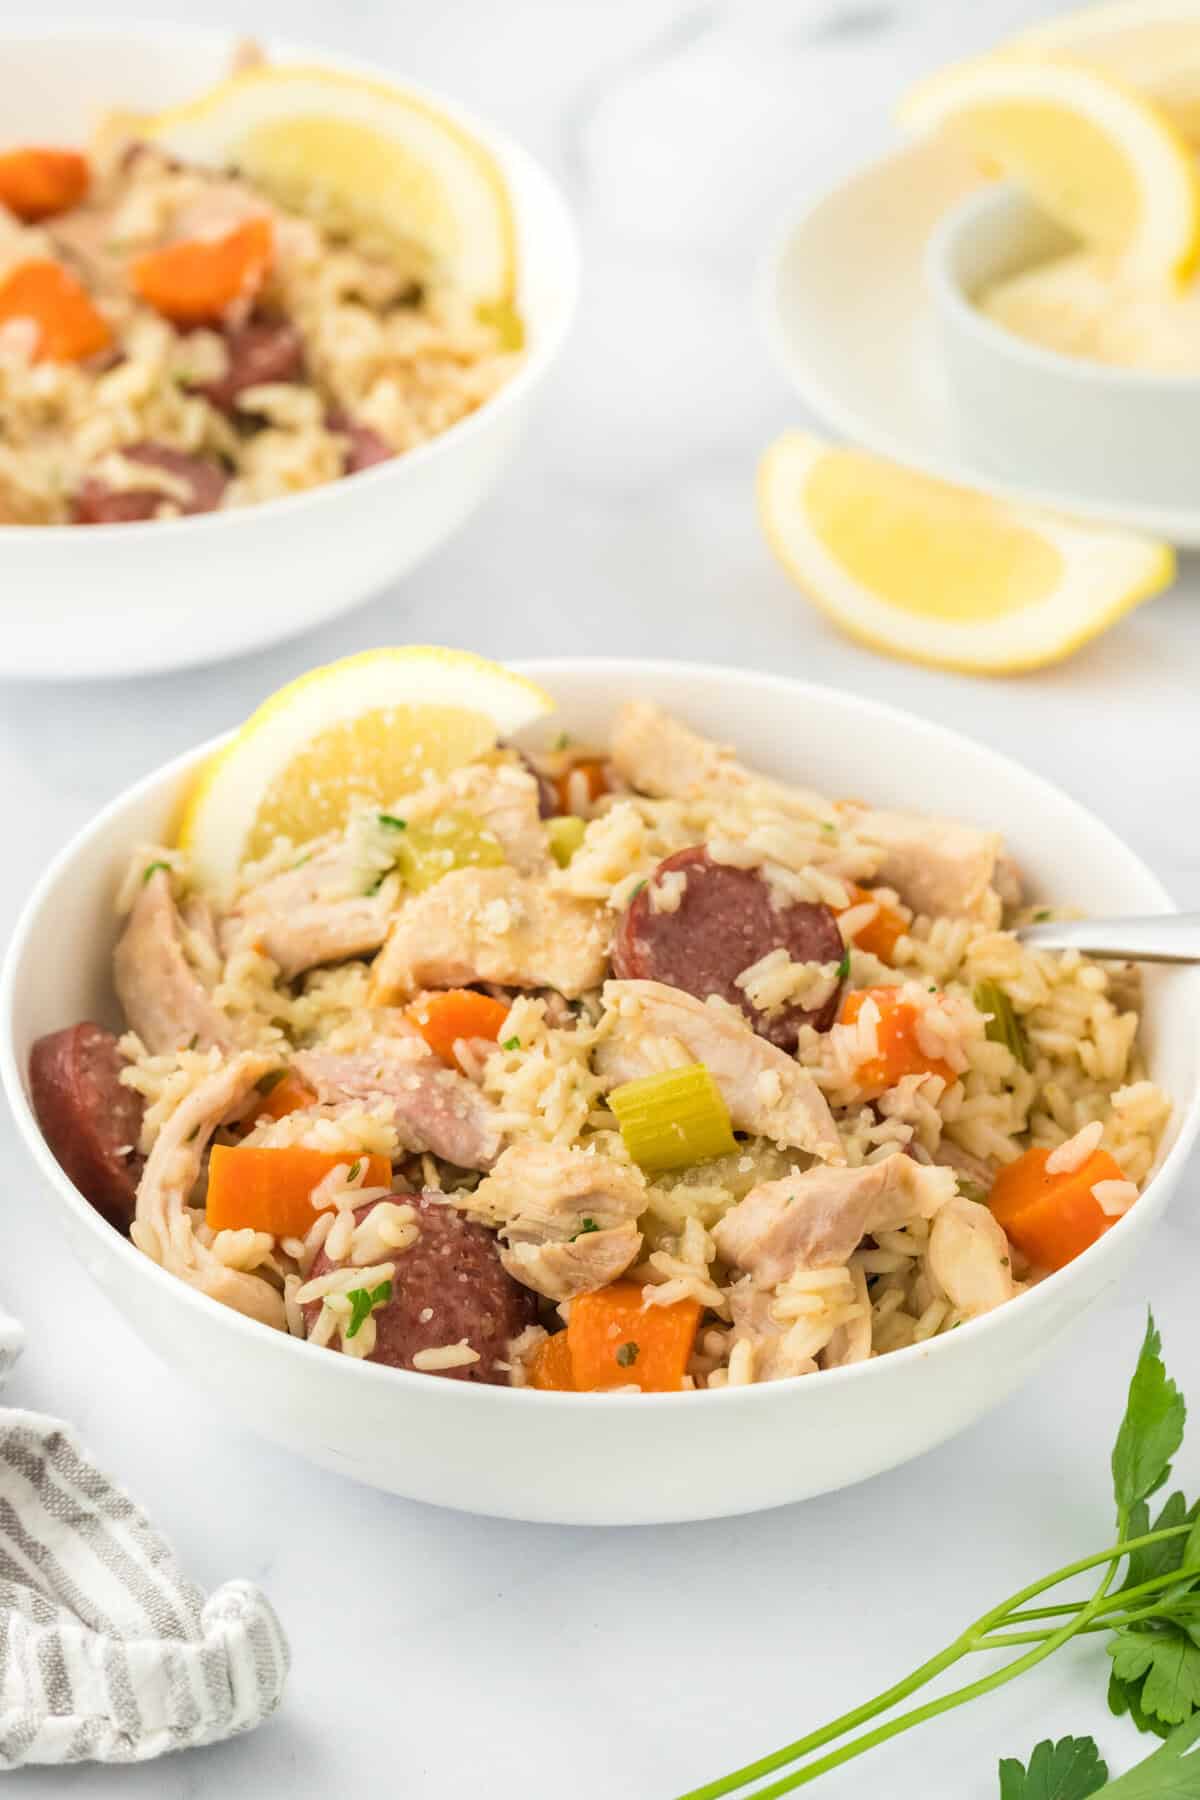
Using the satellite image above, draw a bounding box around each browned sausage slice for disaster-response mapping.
[611,845,846,1048]
[326,409,393,474]
[71,443,227,523]
[29,1024,144,1231]
[304,1195,537,1384]
[196,317,305,414]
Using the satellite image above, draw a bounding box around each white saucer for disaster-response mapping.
[761,137,1200,548]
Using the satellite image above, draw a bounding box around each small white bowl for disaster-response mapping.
[928,184,1200,515]
[0,28,579,680]
[3,658,1199,1525]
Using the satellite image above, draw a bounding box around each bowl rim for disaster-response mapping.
[926,181,1200,393]
[0,20,581,546]
[4,654,1199,1412]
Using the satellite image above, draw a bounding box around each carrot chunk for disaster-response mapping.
[129,217,273,326]
[249,1070,318,1124]
[839,987,956,1098]
[408,989,512,1068]
[989,1144,1126,1272]
[838,883,907,964]
[0,259,110,362]
[205,1145,391,1238]
[554,758,609,816]
[567,1281,701,1393]
[0,148,89,221]
[528,1332,576,1391]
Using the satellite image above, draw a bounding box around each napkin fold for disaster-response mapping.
[0,1314,289,1766]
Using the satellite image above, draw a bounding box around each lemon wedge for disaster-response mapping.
[757,433,1174,674]
[898,55,1200,282]
[137,64,516,314]
[177,647,555,891]
[1008,2,1200,146]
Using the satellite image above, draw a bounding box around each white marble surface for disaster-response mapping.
[4,0,1200,1794]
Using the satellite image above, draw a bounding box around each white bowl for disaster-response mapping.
[0,28,579,680]
[928,184,1200,513]
[3,659,1198,1525]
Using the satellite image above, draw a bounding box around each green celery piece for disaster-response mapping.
[547,815,586,868]
[974,979,1032,1071]
[609,1064,736,1173]
[392,809,505,893]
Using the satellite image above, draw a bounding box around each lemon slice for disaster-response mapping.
[177,646,555,891]
[898,55,1200,282]
[137,64,516,313]
[757,433,1173,674]
[1008,3,1200,146]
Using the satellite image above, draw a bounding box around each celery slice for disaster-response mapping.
[547,815,586,868]
[609,1063,737,1172]
[391,808,505,894]
[973,979,1032,1071]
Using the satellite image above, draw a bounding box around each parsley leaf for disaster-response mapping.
[1110,1626,1200,1729]
[1102,1711,1200,1794]
[1113,1313,1186,1516]
[142,860,170,884]
[572,1217,600,1240]
[997,1736,1107,1800]
[378,814,407,831]
[835,949,851,982]
[501,1036,521,1051]
[344,1280,393,1340]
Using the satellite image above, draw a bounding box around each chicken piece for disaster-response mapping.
[131,1051,284,1329]
[371,868,612,1003]
[713,1155,955,1287]
[598,980,844,1165]
[221,834,396,981]
[850,809,1011,921]
[726,1281,819,1383]
[611,701,831,820]
[114,869,234,1055]
[932,1138,997,1198]
[928,1195,1016,1318]
[468,1142,646,1301]
[396,759,547,875]
[294,1037,502,1171]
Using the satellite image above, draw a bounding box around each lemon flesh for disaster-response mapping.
[758,432,1174,674]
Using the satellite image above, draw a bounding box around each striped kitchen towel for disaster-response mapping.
[0,1315,289,1766]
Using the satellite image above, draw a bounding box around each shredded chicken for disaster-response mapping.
[849,809,1011,921]
[469,1142,645,1300]
[294,1038,502,1171]
[220,835,397,981]
[114,869,234,1054]
[371,868,612,1002]
[611,701,831,821]
[713,1156,955,1287]
[131,1052,285,1329]
[598,980,844,1164]
[927,1194,1017,1317]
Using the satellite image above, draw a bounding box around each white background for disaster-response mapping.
[5,1,1200,1794]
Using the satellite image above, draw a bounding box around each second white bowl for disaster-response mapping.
[0,28,579,680]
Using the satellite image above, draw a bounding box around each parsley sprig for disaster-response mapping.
[678,1314,1200,1798]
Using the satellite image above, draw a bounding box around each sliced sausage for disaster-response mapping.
[29,1023,144,1232]
[304,1195,537,1384]
[612,845,846,1048]
[71,443,227,523]
[326,408,393,474]
[196,316,305,413]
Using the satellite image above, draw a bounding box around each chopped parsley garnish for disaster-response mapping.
[378,814,407,831]
[573,1217,600,1240]
[629,879,647,900]
[344,1280,393,1340]
[820,820,836,836]
[364,873,386,896]
[835,949,851,982]
[501,1036,521,1052]
[1033,908,1052,922]
[615,1341,639,1368]
[346,1159,363,1183]
[553,731,571,751]
[142,860,170,884]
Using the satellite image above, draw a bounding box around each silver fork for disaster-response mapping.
[1014,916,1200,964]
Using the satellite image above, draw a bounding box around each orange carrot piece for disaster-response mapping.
[839,883,907,964]
[554,758,609,816]
[250,1070,318,1124]
[839,987,956,1098]
[408,989,512,1068]
[129,217,273,326]
[0,259,110,362]
[0,148,89,221]
[989,1144,1125,1273]
[567,1281,701,1393]
[205,1146,392,1238]
[528,1332,576,1391]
